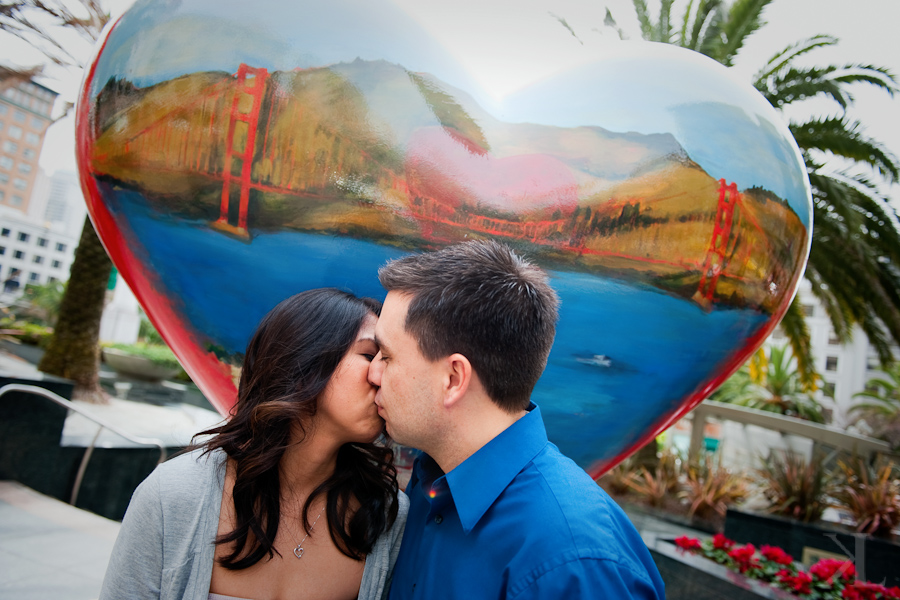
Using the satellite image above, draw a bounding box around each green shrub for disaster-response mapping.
[1,318,54,347]
[105,342,181,370]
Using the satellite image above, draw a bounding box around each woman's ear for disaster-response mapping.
[442,353,472,409]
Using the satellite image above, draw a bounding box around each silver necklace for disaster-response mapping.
[291,507,324,559]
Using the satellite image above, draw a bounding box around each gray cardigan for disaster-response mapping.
[99,449,408,600]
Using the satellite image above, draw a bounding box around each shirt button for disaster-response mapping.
[434,515,443,524]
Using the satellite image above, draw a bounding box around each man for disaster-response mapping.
[368,240,665,599]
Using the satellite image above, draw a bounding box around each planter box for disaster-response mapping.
[725,508,900,587]
[649,536,795,599]
[103,348,180,382]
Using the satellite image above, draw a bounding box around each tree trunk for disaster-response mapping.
[38,216,112,403]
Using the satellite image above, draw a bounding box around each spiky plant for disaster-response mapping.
[834,458,900,539]
[756,450,835,523]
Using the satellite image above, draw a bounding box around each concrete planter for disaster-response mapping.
[724,508,900,587]
[649,536,795,600]
[102,348,180,382]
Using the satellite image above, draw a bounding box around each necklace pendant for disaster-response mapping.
[293,545,304,559]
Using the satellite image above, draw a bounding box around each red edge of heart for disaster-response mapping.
[75,21,237,417]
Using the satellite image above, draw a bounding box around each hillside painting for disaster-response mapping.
[88,60,806,314]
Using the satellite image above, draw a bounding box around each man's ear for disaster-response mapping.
[443,353,472,409]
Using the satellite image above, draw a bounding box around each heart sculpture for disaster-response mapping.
[76,0,811,476]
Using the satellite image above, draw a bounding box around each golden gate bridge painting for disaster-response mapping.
[89,60,804,315]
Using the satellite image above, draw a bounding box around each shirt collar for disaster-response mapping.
[436,403,548,534]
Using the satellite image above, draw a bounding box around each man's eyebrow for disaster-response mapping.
[373,334,389,352]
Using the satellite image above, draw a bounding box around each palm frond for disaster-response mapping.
[715,0,774,65]
[791,118,899,182]
[632,0,654,40]
[753,35,838,83]
[681,0,723,51]
[779,298,816,390]
[657,0,676,43]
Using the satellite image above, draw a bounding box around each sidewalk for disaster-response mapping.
[0,481,119,600]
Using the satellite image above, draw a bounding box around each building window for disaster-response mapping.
[2,140,17,153]
[0,157,12,170]
[23,148,35,160]
[17,232,29,242]
[18,162,31,174]
[37,237,48,247]
[8,125,22,139]
[866,355,881,370]
[0,173,8,184]
[1,228,9,237]
[13,250,24,259]
[25,132,39,145]
[48,276,57,283]
[51,259,61,269]
[827,331,841,345]
[11,195,22,206]
[55,242,66,252]
[13,110,26,123]
[28,272,39,282]
[801,304,815,317]
[32,255,43,264]
[31,116,44,129]
[822,382,836,398]
[0,246,5,255]
[13,178,27,190]
[825,356,838,371]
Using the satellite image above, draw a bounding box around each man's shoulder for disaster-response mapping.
[502,444,647,557]
[498,446,664,597]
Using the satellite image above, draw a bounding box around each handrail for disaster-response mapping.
[0,383,167,505]
[688,399,893,463]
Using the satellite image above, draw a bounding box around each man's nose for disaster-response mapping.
[368,351,384,386]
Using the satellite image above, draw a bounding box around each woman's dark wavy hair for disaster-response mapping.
[193,288,398,569]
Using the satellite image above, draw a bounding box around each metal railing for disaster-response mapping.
[0,383,167,505]
[688,399,894,464]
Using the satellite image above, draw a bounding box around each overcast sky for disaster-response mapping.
[8,0,898,205]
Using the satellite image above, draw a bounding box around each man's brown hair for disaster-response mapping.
[378,240,559,412]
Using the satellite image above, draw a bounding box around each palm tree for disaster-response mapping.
[851,364,900,449]
[1,1,113,402]
[712,344,825,422]
[603,1,900,389]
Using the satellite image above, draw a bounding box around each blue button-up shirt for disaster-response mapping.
[388,405,665,599]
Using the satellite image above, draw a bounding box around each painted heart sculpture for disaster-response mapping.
[76,0,811,476]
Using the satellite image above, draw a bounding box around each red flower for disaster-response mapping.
[842,581,890,600]
[712,533,735,550]
[884,586,900,600]
[777,570,812,595]
[727,543,758,573]
[760,544,794,566]
[811,558,856,582]
[674,536,702,551]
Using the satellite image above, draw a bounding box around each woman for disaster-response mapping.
[100,289,408,600]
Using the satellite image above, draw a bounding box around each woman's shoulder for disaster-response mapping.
[140,448,226,508]
[396,489,409,518]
